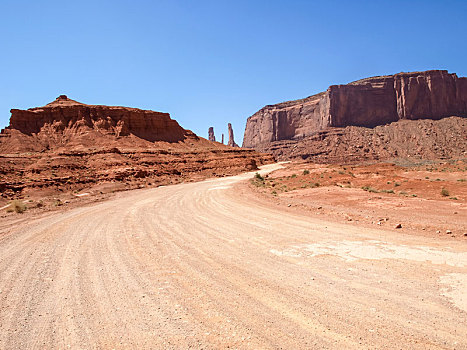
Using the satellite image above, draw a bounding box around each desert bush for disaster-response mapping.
[394,182,401,187]
[441,188,450,197]
[254,172,264,181]
[362,186,379,193]
[291,174,297,178]
[303,169,310,175]
[251,173,266,187]
[6,200,27,213]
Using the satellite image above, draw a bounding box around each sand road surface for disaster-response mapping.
[0,163,466,349]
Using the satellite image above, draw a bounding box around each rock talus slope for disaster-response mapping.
[243,70,467,161]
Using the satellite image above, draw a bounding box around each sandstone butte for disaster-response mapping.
[0,96,273,199]
[242,70,467,162]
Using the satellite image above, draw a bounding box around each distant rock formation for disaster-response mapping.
[243,70,467,148]
[227,123,239,147]
[221,134,224,144]
[208,127,216,142]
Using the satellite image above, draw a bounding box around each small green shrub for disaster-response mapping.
[303,169,310,175]
[362,186,378,193]
[254,172,264,181]
[291,174,297,178]
[394,182,401,187]
[441,188,450,197]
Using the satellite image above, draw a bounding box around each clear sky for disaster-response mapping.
[1,0,466,143]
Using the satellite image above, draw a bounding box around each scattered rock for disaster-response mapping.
[446,230,452,234]
[395,223,402,229]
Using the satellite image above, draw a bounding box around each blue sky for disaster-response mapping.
[1,0,466,142]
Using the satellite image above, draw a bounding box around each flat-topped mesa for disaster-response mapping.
[7,95,187,143]
[243,70,467,148]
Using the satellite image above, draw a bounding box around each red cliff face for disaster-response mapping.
[243,70,467,148]
[3,95,187,150]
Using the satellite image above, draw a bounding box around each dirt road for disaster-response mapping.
[0,164,466,349]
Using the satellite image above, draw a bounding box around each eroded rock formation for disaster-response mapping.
[0,96,274,200]
[227,123,239,147]
[221,134,224,144]
[1,95,189,153]
[243,70,467,148]
[208,127,216,142]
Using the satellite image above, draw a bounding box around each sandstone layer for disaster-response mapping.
[243,70,467,149]
[0,96,274,200]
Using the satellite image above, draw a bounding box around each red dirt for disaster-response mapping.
[246,160,467,239]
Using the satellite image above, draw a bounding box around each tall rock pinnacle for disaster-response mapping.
[227,123,239,147]
[208,127,216,142]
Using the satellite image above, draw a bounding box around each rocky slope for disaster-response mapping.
[0,96,274,201]
[243,70,467,155]
[256,116,467,162]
